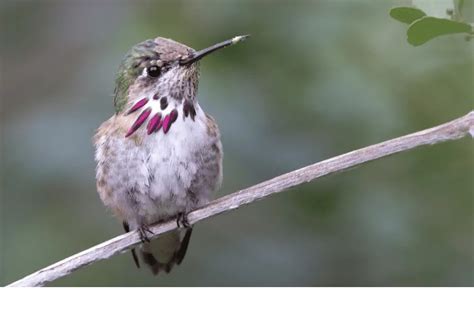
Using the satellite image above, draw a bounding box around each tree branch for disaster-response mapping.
[7,111,473,287]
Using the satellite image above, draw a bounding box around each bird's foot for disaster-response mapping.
[177,212,191,229]
[138,225,154,243]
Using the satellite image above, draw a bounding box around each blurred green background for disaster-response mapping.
[0,0,472,286]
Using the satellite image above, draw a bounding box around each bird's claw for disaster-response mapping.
[138,225,154,243]
[177,212,191,229]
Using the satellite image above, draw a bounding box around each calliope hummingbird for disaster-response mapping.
[94,35,249,275]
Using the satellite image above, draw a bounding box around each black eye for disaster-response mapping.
[147,66,161,78]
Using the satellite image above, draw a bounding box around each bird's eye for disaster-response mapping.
[147,66,161,78]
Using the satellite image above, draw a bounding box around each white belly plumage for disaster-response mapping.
[95,102,222,229]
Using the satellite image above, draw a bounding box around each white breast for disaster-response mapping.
[144,99,214,216]
[95,97,222,229]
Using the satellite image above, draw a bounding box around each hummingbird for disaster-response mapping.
[94,35,249,275]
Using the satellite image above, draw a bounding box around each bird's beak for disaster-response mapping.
[179,35,250,65]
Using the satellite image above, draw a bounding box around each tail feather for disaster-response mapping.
[175,228,193,265]
[140,228,193,275]
[141,251,162,275]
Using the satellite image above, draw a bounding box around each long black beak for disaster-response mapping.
[179,35,250,65]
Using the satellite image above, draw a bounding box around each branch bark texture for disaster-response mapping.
[7,111,473,287]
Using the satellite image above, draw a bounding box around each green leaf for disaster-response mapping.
[412,0,453,18]
[407,16,472,46]
[390,6,426,24]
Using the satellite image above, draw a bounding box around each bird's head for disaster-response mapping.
[114,35,249,115]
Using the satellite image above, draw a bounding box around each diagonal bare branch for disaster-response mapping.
[7,111,473,287]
